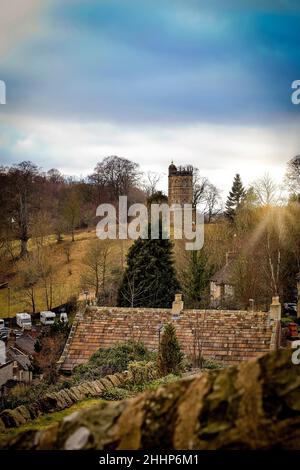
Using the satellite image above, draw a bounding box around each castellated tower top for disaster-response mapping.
[168,162,193,206]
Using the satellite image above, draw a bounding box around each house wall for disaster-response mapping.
[210,281,221,301]
[0,361,13,388]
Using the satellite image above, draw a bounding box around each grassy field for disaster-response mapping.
[0,229,132,318]
[0,223,219,318]
[0,398,103,440]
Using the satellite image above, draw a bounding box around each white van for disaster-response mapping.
[40,311,56,326]
[0,319,4,330]
[16,313,32,330]
[59,312,68,324]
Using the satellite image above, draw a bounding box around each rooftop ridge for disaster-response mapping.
[59,308,277,373]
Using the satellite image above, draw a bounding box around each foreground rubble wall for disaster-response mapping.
[2,349,300,450]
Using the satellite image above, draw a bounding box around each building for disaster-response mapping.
[0,343,32,392]
[168,162,193,206]
[15,334,35,356]
[210,253,236,308]
[58,300,278,373]
[0,361,13,389]
[6,347,32,384]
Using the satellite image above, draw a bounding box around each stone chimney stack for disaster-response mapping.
[172,293,184,317]
[270,296,281,321]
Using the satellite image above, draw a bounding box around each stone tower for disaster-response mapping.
[168,162,193,206]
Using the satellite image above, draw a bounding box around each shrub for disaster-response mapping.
[101,387,131,401]
[157,323,183,376]
[127,374,179,394]
[34,339,42,353]
[181,357,193,371]
[281,317,294,327]
[73,341,156,382]
[202,358,223,370]
[128,361,158,385]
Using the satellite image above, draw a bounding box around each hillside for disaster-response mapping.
[0,230,132,318]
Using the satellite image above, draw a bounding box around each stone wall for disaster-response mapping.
[59,307,277,372]
[0,362,158,430]
[2,349,299,450]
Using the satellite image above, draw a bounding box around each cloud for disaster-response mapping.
[0,0,45,57]
[0,113,299,196]
[1,0,299,125]
[0,0,299,189]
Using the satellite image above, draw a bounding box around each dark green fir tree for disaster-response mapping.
[117,224,180,308]
[225,174,246,220]
[157,323,183,375]
[183,250,210,308]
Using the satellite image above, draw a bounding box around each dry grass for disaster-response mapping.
[0,224,217,317]
[0,229,131,317]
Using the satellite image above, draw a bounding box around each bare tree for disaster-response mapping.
[253,173,279,206]
[63,242,72,264]
[90,156,140,202]
[203,183,222,222]
[88,165,107,205]
[20,257,40,313]
[62,185,81,242]
[6,161,42,257]
[142,171,161,198]
[81,239,113,299]
[192,168,209,208]
[118,272,156,308]
[285,155,300,197]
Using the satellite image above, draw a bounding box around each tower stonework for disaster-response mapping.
[168,163,193,206]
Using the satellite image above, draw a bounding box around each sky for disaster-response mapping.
[0,0,300,196]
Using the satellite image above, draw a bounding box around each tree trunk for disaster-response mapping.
[19,192,29,258]
[31,287,35,314]
[20,238,28,258]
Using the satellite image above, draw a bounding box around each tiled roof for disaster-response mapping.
[7,347,32,371]
[210,259,236,285]
[15,335,35,355]
[60,307,276,372]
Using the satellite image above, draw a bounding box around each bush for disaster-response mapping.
[128,361,158,385]
[101,387,131,401]
[157,323,183,376]
[126,374,179,394]
[181,357,193,371]
[281,317,294,327]
[34,339,42,353]
[202,358,223,370]
[73,341,156,382]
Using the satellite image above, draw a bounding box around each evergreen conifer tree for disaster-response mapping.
[117,224,180,308]
[183,250,210,308]
[225,174,246,220]
[158,323,183,375]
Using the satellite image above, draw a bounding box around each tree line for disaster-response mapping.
[0,154,299,313]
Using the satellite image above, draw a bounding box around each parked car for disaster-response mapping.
[0,318,5,330]
[0,332,8,341]
[284,303,297,315]
[13,330,23,338]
